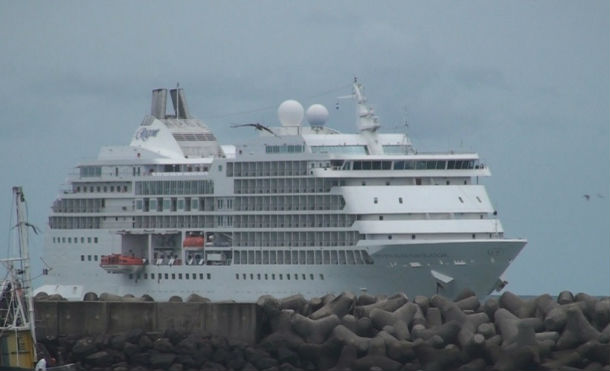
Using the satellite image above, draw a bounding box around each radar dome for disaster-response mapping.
[278,100,304,127]
[306,104,329,127]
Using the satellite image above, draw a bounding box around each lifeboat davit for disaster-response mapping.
[183,235,205,248]
[100,254,145,274]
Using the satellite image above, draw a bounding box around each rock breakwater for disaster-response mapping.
[37,290,610,371]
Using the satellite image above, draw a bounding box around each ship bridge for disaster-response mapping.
[129,88,223,160]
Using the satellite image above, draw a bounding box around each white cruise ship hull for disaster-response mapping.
[38,238,525,302]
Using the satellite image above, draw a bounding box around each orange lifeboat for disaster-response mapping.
[100,254,145,274]
[183,235,205,248]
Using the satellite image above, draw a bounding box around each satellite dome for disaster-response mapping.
[306,104,329,127]
[278,100,304,127]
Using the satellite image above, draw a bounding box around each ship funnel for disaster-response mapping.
[170,88,191,119]
[151,88,168,119]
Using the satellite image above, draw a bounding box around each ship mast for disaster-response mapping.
[352,77,381,133]
[1,186,38,360]
[344,78,383,155]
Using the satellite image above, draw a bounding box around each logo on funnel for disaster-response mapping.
[136,128,160,141]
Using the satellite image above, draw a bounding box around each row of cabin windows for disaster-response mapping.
[134,180,214,196]
[234,178,342,195]
[129,272,212,280]
[52,198,104,213]
[53,236,99,244]
[232,249,373,265]
[265,144,305,154]
[81,255,99,262]
[379,233,488,240]
[75,184,129,193]
[343,159,480,171]
[227,161,309,177]
[137,197,231,212]
[236,272,324,281]
[374,195,481,204]
[360,179,469,186]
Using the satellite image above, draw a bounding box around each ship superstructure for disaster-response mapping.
[37,80,526,301]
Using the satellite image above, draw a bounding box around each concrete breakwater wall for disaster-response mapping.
[35,290,610,371]
[34,300,260,344]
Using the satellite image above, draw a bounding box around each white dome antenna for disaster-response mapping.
[306,104,329,128]
[278,100,304,127]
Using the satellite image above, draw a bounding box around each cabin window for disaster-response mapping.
[399,197,403,204]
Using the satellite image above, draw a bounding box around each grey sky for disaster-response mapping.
[1,1,608,295]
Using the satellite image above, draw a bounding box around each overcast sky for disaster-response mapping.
[1,1,608,295]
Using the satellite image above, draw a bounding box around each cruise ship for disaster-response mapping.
[37,79,526,302]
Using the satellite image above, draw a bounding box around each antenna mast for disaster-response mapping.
[352,77,380,132]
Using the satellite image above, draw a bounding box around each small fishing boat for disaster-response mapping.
[0,187,75,371]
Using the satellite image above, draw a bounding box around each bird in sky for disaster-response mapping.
[230,122,277,136]
[583,194,591,201]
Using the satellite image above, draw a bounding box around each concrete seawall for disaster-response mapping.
[34,291,610,370]
[34,301,261,344]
